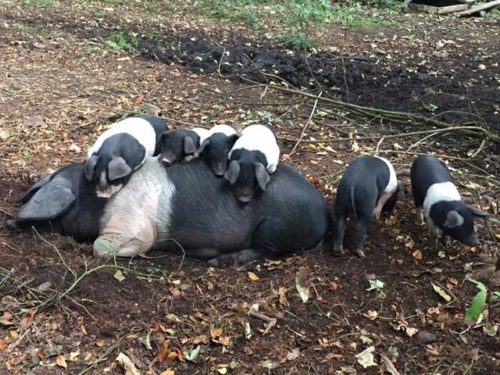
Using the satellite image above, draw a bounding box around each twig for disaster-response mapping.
[248,310,277,335]
[288,91,322,156]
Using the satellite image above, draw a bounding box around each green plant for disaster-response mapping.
[106,31,139,51]
[281,31,316,52]
[21,0,54,6]
[465,279,500,323]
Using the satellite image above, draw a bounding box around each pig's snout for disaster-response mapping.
[5,219,20,232]
[237,195,253,203]
[212,162,227,177]
[158,155,173,166]
[96,189,112,199]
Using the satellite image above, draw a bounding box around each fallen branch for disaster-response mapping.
[288,91,322,157]
[456,0,500,17]
[248,309,277,335]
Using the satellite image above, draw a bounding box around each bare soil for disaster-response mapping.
[0,1,499,374]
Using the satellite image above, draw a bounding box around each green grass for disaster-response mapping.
[21,0,54,6]
[106,31,139,51]
[195,0,397,51]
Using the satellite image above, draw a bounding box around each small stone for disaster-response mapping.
[415,330,437,345]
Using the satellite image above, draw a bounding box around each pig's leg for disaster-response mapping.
[207,249,261,267]
[426,218,441,250]
[188,248,222,259]
[441,234,451,247]
[93,211,156,260]
[354,216,371,258]
[416,207,425,226]
[332,214,347,256]
[373,192,393,221]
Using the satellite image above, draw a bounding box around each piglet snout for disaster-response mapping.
[96,189,112,199]
[159,155,173,166]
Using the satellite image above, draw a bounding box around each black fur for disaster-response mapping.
[197,133,239,176]
[157,129,201,165]
[410,155,453,208]
[332,156,398,257]
[163,159,330,263]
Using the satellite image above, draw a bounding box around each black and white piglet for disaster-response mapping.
[332,155,404,257]
[195,124,239,176]
[411,155,487,248]
[224,124,280,203]
[6,164,106,242]
[157,128,208,165]
[85,115,166,198]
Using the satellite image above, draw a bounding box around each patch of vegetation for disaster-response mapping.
[196,0,395,51]
[21,0,54,6]
[106,31,139,52]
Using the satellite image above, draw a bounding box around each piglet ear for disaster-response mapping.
[17,173,54,204]
[444,210,464,229]
[227,134,239,148]
[84,154,99,181]
[183,136,197,155]
[469,206,488,217]
[224,160,240,185]
[108,157,132,181]
[195,139,210,157]
[155,131,168,152]
[255,163,271,191]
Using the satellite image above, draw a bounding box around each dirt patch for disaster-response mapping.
[1,2,499,375]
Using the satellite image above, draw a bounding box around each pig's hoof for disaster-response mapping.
[355,249,366,258]
[93,237,120,260]
[5,219,20,232]
[332,247,345,257]
[207,257,221,267]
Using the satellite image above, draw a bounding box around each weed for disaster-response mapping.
[106,31,139,52]
[465,279,500,324]
[21,0,54,6]
[280,32,316,52]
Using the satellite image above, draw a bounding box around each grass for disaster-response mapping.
[195,0,397,51]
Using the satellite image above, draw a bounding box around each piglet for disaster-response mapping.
[85,115,166,198]
[157,128,208,165]
[194,124,239,176]
[332,155,404,257]
[411,155,487,249]
[224,124,280,203]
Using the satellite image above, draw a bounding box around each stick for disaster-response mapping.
[248,310,277,335]
[456,0,500,17]
[288,92,322,156]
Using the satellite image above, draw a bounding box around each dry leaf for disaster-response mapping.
[412,250,423,260]
[0,340,8,350]
[432,283,452,302]
[160,371,175,375]
[56,355,67,369]
[278,287,289,307]
[116,352,140,375]
[247,271,260,281]
[211,327,223,339]
[329,281,339,291]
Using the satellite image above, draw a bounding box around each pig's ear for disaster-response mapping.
[224,160,240,185]
[255,163,271,191]
[469,206,489,217]
[108,157,132,181]
[195,139,210,157]
[183,136,197,155]
[444,210,464,229]
[17,173,54,204]
[84,154,99,181]
[17,178,75,220]
[227,134,239,148]
[155,131,168,153]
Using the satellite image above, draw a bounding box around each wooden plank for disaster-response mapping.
[455,0,500,16]
[409,3,468,13]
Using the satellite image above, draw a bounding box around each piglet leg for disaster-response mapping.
[207,249,261,267]
[332,215,346,256]
[416,207,425,226]
[354,217,370,258]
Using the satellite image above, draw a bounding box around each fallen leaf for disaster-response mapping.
[211,327,223,339]
[218,336,231,346]
[165,313,181,323]
[56,355,67,369]
[261,359,280,370]
[364,310,378,320]
[278,287,289,307]
[366,279,384,291]
[116,352,140,375]
[160,371,175,375]
[412,250,423,260]
[0,340,7,350]
[431,283,451,302]
[184,345,201,362]
[295,269,310,303]
[355,346,377,368]
[247,271,260,281]
[286,348,300,361]
[329,281,339,291]
[114,270,126,282]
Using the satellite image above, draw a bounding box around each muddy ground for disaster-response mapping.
[0,1,499,374]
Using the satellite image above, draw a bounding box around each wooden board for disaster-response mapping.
[409,3,469,13]
[455,0,500,16]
